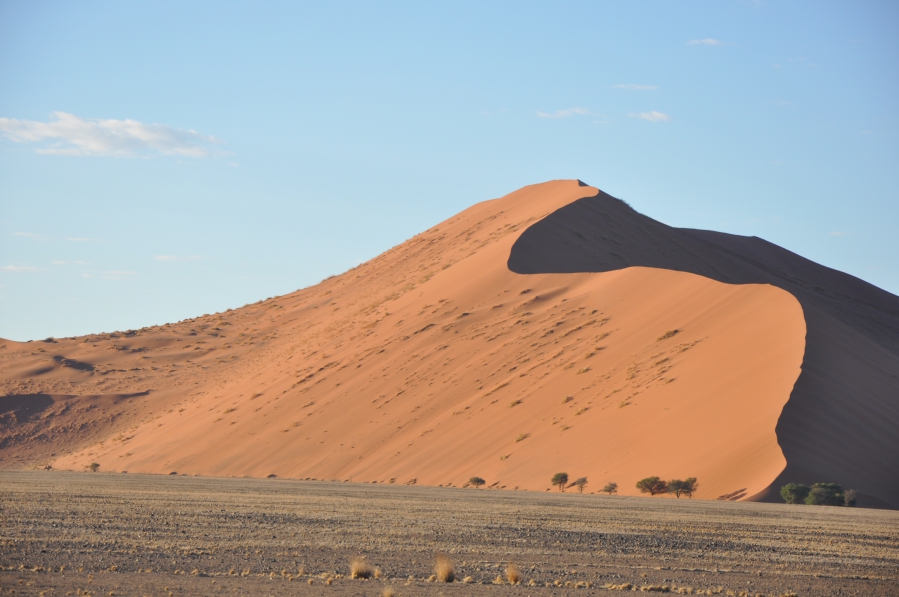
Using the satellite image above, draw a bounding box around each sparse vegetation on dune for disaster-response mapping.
[468,476,485,488]
[781,482,855,506]
[602,481,619,495]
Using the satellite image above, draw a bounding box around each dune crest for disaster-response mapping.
[7,179,889,505]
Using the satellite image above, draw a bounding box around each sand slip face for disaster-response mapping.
[1,181,806,501]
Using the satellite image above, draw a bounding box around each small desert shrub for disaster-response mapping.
[515,433,530,442]
[561,396,573,404]
[380,588,396,597]
[657,329,680,341]
[509,399,522,407]
[89,463,100,473]
[350,556,373,579]
[469,476,486,488]
[552,472,569,491]
[505,563,521,585]
[434,554,454,583]
[780,483,810,504]
[574,477,588,493]
[602,482,618,495]
[636,476,667,495]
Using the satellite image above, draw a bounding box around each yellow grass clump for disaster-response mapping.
[350,556,373,579]
[434,553,454,583]
[505,562,521,584]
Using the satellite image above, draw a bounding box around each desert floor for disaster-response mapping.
[1,472,896,597]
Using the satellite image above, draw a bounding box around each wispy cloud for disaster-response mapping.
[52,260,89,265]
[536,107,594,119]
[613,84,658,91]
[0,265,41,272]
[630,111,671,122]
[0,112,223,157]
[83,270,136,280]
[65,236,100,242]
[153,255,204,262]
[688,38,723,46]
[13,232,47,240]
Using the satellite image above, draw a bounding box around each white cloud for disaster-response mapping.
[0,112,223,157]
[13,232,47,240]
[65,236,99,242]
[52,260,89,265]
[630,111,671,122]
[154,255,204,262]
[688,38,723,46]
[0,265,41,272]
[613,84,658,90]
[83,270,136,280]
[536,107,594,119]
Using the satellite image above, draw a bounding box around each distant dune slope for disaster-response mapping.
[509,187,899,508]
[2,180,889,506]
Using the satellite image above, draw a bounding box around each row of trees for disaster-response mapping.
[781,483,857,506]
[636,476,698,498]
[550,473,618,494]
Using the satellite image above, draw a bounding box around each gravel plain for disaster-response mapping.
[1,471,897,596]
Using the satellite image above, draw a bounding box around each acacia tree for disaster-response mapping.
[89,463,100,473]
[682,477,698,498]
[469,476,486,489]
[668,479,686,498]
[602,482,618,495]
[552,472,569,492]
[574,477,588,493]
[636,476,667,496]
[780,483,810,504]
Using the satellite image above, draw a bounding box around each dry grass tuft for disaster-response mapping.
[657,329,680,341]
[515,433,530,442]
[350,556,373,579]
[463,576,474,583]
[380,588,396,597]
[505,562,521,585]
[434,553,455,583]
[604,583,633,590]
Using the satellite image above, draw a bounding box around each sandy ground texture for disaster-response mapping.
[2,472,897,597]
[1,180,812,504]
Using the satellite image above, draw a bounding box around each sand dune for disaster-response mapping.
[1,180,894,506]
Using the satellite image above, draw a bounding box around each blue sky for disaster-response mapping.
[1,1,897,341]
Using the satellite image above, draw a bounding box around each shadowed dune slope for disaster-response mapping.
[0,179,850,503]
[509,188,899,508]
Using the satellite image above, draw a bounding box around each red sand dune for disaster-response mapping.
[1,180,896,507]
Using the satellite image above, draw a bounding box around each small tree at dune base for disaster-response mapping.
[805,483,844,506]
[574,477,588,493]
[601,482,618,495]
[844,489,858,507]
[636,476,667,496]
[469,476,486,489]
[552,472,569,492]
[780,483,810,504]
[668,477,699,498]
[89,463,100,473]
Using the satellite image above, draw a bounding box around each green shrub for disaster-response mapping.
[780,483,810,504]
[601,482,618,495]
[805,483,844,506]
[636,477,667,495]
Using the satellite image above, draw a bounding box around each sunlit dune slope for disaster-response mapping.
[2,181,807,501]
